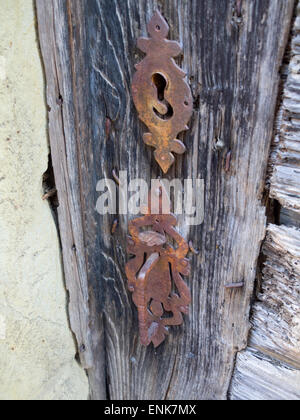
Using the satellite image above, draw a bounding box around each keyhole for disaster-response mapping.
[152,73,174,120]
[152,73,166,100]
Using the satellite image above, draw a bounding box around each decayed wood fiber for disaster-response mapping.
[230,2,300,400]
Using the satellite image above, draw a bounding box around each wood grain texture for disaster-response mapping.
[36,0,106,399]
[36,0,294,399]
[229,348,300,400]
[270,2,300,212]
[250,224,300,369]
[280,207,300,228]
[230,4,300,400]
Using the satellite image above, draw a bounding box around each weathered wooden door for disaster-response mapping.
[36,0,295,400]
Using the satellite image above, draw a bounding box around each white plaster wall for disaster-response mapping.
[0,0,89,400]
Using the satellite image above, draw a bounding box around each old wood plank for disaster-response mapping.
[250,224,300,369]
[270,2,300,212]
[229,348,300,400]
[230,4,300,399]
[36,0,294,399]
[36,0,106,399]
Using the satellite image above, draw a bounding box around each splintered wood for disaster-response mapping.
[230,2,300,400]
[270,3,300,213]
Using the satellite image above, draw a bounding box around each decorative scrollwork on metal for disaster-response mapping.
[125,183,191,347]
[132,10,193,173]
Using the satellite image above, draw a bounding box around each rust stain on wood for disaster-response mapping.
[225,150,232,173]
[111,219,118,235]
[105,117,112,138]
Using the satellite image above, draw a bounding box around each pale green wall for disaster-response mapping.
[0,0,89,400]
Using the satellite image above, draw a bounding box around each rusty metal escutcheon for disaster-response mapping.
[125,182,191,347]
[132,10,193,173]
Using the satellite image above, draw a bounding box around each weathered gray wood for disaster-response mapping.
[250,224,300,369]
[35,0,106,399]
[229,348,300,400]
[36,0,294,399]
[270,3,300,213]
[280,207,300,228]
[230,5,300,400]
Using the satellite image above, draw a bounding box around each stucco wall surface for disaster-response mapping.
[0,0,89,400]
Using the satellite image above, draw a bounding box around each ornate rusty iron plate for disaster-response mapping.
[132,10,193,173]
[125,183,191,347]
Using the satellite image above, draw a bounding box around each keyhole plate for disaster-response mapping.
[125,181,191,347]
[132,10,193,173]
